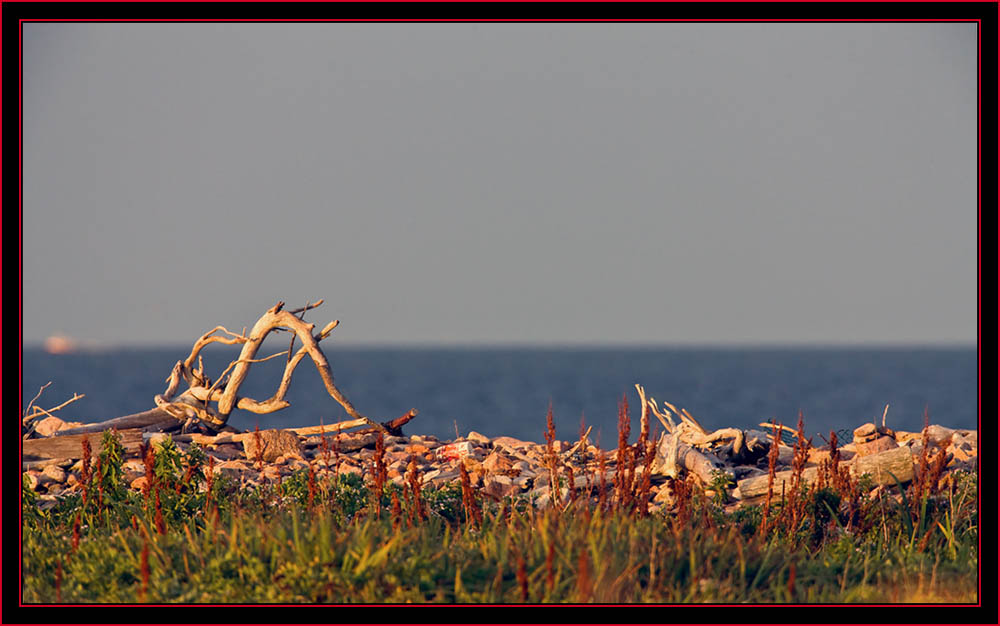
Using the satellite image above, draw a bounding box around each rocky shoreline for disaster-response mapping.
[22,411,978,514]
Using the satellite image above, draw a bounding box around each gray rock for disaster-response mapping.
[40,465,66,486]
[855,435,898,457]
[925,425,956,446]
[23,471,40,491]
[853,423,878,444]
[513,476,533,489]
[37,495,60,510]
[242,430,303,463]
[732,465,766,480]
[532,486,569,508]
[34,416,68,437]
[492,436,532,449]
[484,477,518,499]
[954,431,977,449]
[212,459,250,480]
[466,431,492,446]
[428,470,461,487]
[338,463,362,476]
[210,445,244,461]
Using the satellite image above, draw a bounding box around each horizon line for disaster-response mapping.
[21,339,979,351]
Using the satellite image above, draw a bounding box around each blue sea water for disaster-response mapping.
[21,346,978,445]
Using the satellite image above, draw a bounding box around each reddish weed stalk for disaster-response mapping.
[307,461,317,509]
[820,430,841,493]
[615,395,633,513]
[911,414,951,514]
[142,442,156,502]
[544,403,559,503]
[372,432,387,518]
[177,464,194,496]
[910,412,933,518]
[636,438,655,518]
[55,560,63,603]
[406,457,426,523]
[671,476,692,534]
[205,455,215,513]
[333,425,342,465]
[459,461,482,527]
[760,421,781,538]
[253,424,264,469]
[787,412,812,532]
[154,488,167,535]
[320,427,331,467]
[545,537,555,595]
[596,446,608,512]
[139,540,150,602]
[71,513,81,553]
[94,456,104,514]
[80,439,92,509]
[565,465,576,508]
[827,428,854,504]
[391,490,402,532]
[576,549,592,601]
[516,553,528,601]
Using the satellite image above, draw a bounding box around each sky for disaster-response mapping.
[21,22,978,347]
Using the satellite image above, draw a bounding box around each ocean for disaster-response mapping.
[21,346,978,445]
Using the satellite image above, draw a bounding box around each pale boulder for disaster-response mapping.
[242,430,303,463]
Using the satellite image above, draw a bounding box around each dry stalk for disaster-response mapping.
[391,490,402,532]
[597,446,608,512]
[760,421,781,538]
[406,457,427,522]
[516,554,528,601]
[615,395,632,512]
[372,431,387,518]
[544,403,559,502]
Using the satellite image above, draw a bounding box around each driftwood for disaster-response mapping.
[637,384,759,476]
[171,409,420,447]
[22,382,86,438]
[53,408,184,437]
[560,425,593,461]
[735,444,915,499]
[23,429,145,461]
[46,301,402,439]
[650,432,729,484]
[639,384,750,453]
[151,300,385,432]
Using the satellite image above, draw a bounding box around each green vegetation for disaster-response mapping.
[21,429,978,603]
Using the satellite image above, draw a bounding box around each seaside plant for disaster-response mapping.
[21,413,978,604]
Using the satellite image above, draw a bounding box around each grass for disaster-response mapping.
[20,416,978,604]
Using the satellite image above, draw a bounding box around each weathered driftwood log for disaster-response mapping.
[52,408,181,437]
[650,432,730,484]
[735,444,914,499]
[23,429,145,460]
[171,410,420,447]
[636,384,765,466]
[310,430,380,453]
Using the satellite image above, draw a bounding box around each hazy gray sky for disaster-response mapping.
[22,22,978,346]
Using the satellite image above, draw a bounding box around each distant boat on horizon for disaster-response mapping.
[43,335,78,355]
